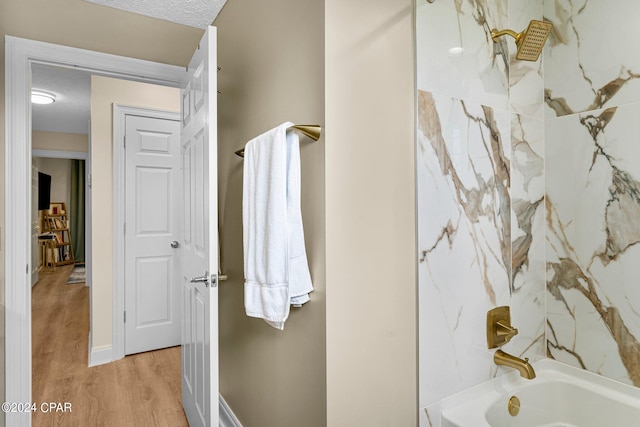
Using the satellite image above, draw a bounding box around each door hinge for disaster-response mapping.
[26,264,29,274]
[123,136,126,148]
[124,311,126,323]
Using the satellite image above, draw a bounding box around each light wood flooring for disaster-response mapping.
[32,265,189,427]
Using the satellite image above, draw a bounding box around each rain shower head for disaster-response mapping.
[491,19,553,61]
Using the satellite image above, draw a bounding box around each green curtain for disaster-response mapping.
[70,159,85,263]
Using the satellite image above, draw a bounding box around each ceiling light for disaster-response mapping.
[31,90,56,105]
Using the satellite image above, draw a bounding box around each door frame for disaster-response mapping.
[112,104,181,361]
[5,36,185,426]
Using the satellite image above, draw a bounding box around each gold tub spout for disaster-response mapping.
[494,349,536,379]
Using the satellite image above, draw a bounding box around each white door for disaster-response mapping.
[31,164,39,286]
[124,114,182,355]
[181,27,219,427]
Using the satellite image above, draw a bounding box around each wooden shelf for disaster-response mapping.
[43,202,75,267]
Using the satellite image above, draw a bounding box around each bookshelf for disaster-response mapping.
[43,202,75,267]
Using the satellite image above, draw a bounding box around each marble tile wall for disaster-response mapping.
[418,0,640,424]
[544,0,640,387]
[417,0,546,424]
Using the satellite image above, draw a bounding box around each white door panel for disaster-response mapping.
[125,114,182,355]
[134,256,172,324]
[181,27,219,427]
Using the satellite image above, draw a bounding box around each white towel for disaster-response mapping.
[242,122,313,330]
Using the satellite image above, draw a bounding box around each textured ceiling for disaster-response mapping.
[32,0,229,134]
[83,0,227,29]
[32,64,91,135]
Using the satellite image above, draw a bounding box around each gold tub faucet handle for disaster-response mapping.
[487,306,519,348]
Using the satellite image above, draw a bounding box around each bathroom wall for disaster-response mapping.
[325,0,417,425]
[544,0,640,388]
[216,0,417,425]
[416,0,546,424]
[214,0,327,426]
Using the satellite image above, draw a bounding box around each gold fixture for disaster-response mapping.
[508,396,521,416]
[487,306,518,349]
[490,19,553,61]
[494,349,536,379]
[235,124,322,158]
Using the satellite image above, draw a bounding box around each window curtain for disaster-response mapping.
[70,159,85,262]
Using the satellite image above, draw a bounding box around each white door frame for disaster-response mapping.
[112,104,181,361]
[4,36,185,426]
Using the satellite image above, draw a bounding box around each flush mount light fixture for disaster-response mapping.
[31,90,56,105]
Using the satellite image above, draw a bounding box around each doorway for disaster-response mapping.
[31,154,89,282]
[6,33,220,427]
[29,70,187,425]
[5,35,187,422]
[30,63,92,289]
[29,69,183,358]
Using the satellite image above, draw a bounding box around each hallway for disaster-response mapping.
[32,265,188,426]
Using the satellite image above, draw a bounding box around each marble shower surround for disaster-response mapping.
[417,90,546,408]
[545,104,640,386]
[419,0,640,418]
[544,0,640,387]
[544,0,640,117]
[417,0,547,418]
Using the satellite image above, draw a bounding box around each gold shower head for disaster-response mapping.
[491,19,553,61]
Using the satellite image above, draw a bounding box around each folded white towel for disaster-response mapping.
[242,122,313,329]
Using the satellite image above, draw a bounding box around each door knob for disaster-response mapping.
[190,271,209,287]
[171,241,180,248]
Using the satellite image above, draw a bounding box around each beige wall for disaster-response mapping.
[214,0,326,426]
[32,131,88,222]
[1,3,202,423]
[325,0,417,425]
[33,131,89,152]
[90,76,179,350]
[35,158,72,210]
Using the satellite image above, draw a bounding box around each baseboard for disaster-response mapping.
[219,394,242,427]
[88,335,113,367]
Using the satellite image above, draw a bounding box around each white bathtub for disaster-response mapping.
[440,359,640,427]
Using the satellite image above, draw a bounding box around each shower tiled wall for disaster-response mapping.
[545,0,640,387]
[417,0,545,423]
[418,0,640,424]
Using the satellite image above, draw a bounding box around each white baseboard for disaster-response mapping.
[88,335,113,367]
[219,394,242,427]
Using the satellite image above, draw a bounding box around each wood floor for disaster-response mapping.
[32,265,189,427]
